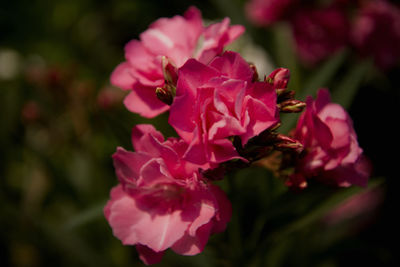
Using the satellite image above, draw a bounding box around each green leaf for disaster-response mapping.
[63,201,106,230]
[301,49,348,101]
[273,23,302,93]
[332,59,373,109]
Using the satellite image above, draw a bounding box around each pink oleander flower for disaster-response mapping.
[290,6,350,65]
[289,89,370,188]
[104,124,231,265]
[110,6,244,118]
[169,51,280,166]
[351,0,400,70]
[245,0,299,26]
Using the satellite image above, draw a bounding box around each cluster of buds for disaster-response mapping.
[265,68,306,113]
[203,130,304,181]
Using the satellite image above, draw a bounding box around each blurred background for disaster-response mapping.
[1,0,399,266]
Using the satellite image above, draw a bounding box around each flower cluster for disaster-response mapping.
[105,6,370,265]
[246,0,400,69]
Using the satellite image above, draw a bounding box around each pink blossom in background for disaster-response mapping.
[351,1,400,70]
[324,187,384,226]
[289,89,370,188]
[104,124,231,265]
[110,6,244,118]
[290,6,350,65]
[245,0,299,26]
[96,86,125,110]
[169,51,280,166]
[21,100,41,123]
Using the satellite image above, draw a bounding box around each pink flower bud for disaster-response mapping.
[248,62,259,82]
[274,133,303,153]
[265,67,290,90]
[161,56,178,86]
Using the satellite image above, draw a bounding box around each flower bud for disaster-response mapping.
[265,68,290,90]
[270,122,282,131]
[248,62,259,82]
[274,134,303,153]
[156,86,174,105]
[162,56,178,86]
[278,99,306,113]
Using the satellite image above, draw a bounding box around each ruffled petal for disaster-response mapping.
[105,185,189,252]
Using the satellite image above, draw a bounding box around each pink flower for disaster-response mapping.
[289,89,370,188]
[351,1,400,70]
[104,124,231,265]
[169,51,280,166]
[290,6,350,65]
[110,6,244,118]
[245,0,299,26]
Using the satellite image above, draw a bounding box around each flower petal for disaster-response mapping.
[123,85,169,118]
[105,185,189,252]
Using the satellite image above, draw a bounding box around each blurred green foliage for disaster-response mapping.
[1,0,398,266]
